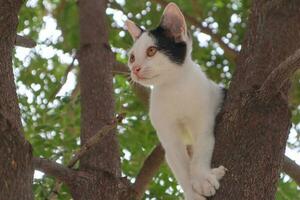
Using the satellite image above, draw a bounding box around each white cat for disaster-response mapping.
[125,3,226,200]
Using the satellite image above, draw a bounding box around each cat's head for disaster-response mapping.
[125,3,192,87]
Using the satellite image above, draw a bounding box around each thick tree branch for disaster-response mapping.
[33,157,75,184]
[132,144,165,200]
[15,35,36,48]
[283,156,300,186]
[151,0,238,62]
[259,48,300,101]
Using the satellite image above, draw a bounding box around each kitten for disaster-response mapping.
[125,3,226,200]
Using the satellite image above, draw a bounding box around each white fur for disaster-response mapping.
[126,3,226,200]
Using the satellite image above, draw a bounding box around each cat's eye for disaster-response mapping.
[146,46,158,57]
[129,54,135,63]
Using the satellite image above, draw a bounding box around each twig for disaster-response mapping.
[67,113,125,168]
[70,81,80,103]
[15,35,36,48]
[48,53,77,101]
[259,48,300,101]
[132,144,165,200]
[283,156,300,186]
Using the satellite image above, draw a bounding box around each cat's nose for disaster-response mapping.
[132,65,141,75]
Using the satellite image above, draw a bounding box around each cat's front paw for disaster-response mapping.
[191,166,226,197]
[212,165,227,180]
[191,173,219,197]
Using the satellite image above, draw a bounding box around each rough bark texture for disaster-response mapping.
[70,0,130,199]
[211,1,300,200]
[0,0,33,199]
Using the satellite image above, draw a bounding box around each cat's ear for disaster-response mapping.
[125,20,143,41]
[160,3,187,41]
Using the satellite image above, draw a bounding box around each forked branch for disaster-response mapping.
[33,113,125,197]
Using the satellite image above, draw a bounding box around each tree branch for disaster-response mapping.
[67,113,125,168]
[35,113,125,198]
[15,35,36,48]
[283,156,300,186]
[132,144,165,200]
[33,157,75,184]
[259,48,300,101]
[151,0,238,62]
[48,53,77,101]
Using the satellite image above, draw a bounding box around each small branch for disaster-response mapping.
[283,156,300,186]
[49,53,77,101]
[259,48,300,101]
[70,81,80,103]
[67,113,125,168]
[15,35,36,48]
[37,113,125,199]
[132,144,165,200]
[33,157,75,184]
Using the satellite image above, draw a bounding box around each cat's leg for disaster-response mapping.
[156,125,205,200]
[189,119,226,197]
[165,154,206,200]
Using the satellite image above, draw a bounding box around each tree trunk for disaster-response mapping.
[69,0,127,199]
[211,1,300,199]
[0,0,33,199]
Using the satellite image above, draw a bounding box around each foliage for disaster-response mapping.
[15,0,300,199]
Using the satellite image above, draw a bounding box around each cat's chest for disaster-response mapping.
[149,84,200,120]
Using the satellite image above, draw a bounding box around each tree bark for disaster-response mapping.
[0,0,33,199]
[69,0,133,199]
[211,1,300,199]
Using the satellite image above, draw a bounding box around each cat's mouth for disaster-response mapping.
[132,74,159,82]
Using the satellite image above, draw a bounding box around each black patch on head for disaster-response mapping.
[149,26,187,65]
